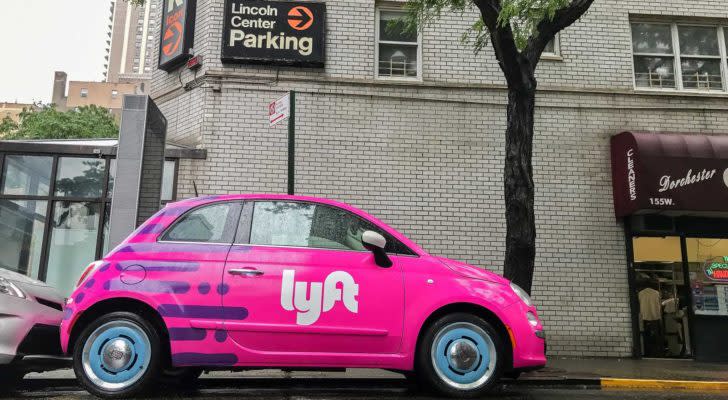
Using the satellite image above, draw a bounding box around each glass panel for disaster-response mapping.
[45,201,100,296]
[543,38,556,54]
[678,26,719,56]
[687,238,728,317]
[633,56,676,88]
[632,237,691,358]
[161,161,175,201]
[0,199,47,279]
[250,201,413,254]
[378,43,418,78]
[379,10,417,43]
[55,157,106,198]
[681,59,723,90]
[251,202,315,247]
[632,23,673,54]
[162,203,233,243]
[101,204,111,255]
[107,159,117,197]
[1,155,52,196]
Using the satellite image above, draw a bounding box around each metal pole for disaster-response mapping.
[287,90,296,195]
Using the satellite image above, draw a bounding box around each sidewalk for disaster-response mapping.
[25,357,728,390]
[519,357,728,390]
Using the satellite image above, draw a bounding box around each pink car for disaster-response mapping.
[61,195,545,398]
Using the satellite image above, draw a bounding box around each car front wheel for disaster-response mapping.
[417,312,504,398]
[73,312,161,398]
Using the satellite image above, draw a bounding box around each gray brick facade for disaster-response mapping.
[149,0,728,357]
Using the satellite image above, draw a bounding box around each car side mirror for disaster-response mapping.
[362,231,392,268]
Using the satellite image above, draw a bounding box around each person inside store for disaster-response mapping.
[638,278,664,357]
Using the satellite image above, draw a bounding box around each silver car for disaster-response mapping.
[0,268,69,385]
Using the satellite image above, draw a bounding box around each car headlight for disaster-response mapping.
[527,311,539,327]
[0,277,26,299]
[510,282,532,307]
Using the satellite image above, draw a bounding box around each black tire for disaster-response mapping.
[73,311,162,399]
[416,312,504,398]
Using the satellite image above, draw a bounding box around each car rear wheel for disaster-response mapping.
[73,312,161,398]
[416,312,504,398]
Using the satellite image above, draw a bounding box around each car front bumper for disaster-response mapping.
[0,294,63,364]
[502,301,547,370]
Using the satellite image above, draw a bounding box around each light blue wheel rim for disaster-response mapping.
[430,322,497,390]
[81,321,151,391]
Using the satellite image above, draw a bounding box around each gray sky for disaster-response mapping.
[0,0,110,104]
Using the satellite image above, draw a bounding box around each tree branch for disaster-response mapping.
[524,0,595,65]
[473,0,523,86]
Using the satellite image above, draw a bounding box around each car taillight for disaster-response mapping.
[77,261,102,288]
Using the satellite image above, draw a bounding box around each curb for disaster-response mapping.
[601,378,728,391]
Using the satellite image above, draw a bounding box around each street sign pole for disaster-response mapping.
[287,91,296,195]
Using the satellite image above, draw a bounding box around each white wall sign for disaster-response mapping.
[269,93,290,127]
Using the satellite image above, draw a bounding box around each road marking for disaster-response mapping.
[602,378,728,391]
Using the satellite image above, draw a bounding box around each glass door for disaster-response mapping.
[632,237,691,358]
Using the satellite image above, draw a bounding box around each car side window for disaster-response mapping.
[161,203,236,243]
[249,201,414,255]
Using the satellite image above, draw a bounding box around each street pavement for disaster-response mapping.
[4,377,728,399]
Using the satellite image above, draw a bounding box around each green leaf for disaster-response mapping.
[5,105,119,140]
[407,0,574,51]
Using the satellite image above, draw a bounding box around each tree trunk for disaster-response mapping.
[502,85,537,294]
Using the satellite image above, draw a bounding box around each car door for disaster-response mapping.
[149,201,241,363]
[222,200,406,361]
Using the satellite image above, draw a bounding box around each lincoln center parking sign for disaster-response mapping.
[221,0,326,67]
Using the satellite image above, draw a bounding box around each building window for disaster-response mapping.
[111,90,118,99]
[376,8,421,80]
[80,88,89,98]
[542,35,561,59]
[631,22,728,92]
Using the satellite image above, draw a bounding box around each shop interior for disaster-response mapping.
[632,236,728,359]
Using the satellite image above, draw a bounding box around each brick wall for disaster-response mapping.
[149,0,728,357]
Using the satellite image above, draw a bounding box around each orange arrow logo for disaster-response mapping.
[288,6,313,31]
[162,21,183,56]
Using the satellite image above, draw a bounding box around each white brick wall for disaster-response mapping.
[149,0,728,357]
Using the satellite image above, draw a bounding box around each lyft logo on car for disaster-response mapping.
[280,270,359,325]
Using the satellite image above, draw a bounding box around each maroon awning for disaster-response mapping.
[611,131,728,218]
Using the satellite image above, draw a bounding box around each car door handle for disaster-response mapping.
[228,268,264,277]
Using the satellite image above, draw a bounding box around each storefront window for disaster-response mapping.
[102,205,111,255]
[0,199,47,279]
[687,238,728,316]
[107,158,116,197]
[0,151,179,295]
[55,157,106,198]
[45,202,101,296]
[1,155,52,196]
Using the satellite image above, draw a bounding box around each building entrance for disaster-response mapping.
[632,237,691,358]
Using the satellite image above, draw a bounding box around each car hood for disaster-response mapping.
[435,257,510,285]
[0,267,65,305]
[0,267,50,287]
